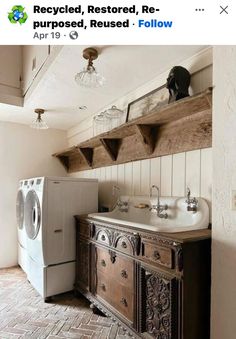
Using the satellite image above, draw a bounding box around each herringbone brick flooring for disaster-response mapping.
[0,267,131,339]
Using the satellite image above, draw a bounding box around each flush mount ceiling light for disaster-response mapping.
[75,47,105,88]
[30,109,49,130]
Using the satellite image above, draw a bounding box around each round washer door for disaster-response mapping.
[25,190,41,239]
[16,190,24,230]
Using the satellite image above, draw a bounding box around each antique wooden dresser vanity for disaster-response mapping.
[74,215,211,339]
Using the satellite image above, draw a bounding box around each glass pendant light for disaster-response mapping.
[30,109,49,130]
[75,48,105,88]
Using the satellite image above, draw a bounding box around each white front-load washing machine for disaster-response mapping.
[16,179,29,273]
[24,176,98,300]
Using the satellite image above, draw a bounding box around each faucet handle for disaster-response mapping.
[185,188,198,212]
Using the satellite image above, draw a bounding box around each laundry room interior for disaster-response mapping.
[0,45,235,339]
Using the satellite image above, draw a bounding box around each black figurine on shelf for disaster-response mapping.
[166,66,191,103]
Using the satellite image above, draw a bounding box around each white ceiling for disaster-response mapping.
[0,45,207,130]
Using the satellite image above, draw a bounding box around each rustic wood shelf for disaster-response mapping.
[53,88,212,173]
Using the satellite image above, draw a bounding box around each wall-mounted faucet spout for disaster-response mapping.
[150,185,168,219]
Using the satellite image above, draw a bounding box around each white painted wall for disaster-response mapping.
[211,46,236,339]
[68,49,213,215]
[0,121,67,268]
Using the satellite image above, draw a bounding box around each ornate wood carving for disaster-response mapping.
[94,224,141,256]
[109,250,117,263]
[96,228,112,246]
[130,233,141,256]
[141,234,179,247]
[145,270,177,339]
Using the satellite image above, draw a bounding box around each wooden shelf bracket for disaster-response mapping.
[135,124,158,155]
[78,147,94,167]
[100,138,121,161]
[57,156,70,171]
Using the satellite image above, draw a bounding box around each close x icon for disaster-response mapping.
[220,5,229,14]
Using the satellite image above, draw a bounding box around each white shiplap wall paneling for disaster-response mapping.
[71,149,212,212]
[133,161,141,195]
[105,166,112,182]
[100,167,106,182]
[172,153,186,196]
[117,164,125,193]
[94,168,101,180]
[111,165,118,186]
[91,170,96,179]
[150,157,161,190]
[101,167,112,208]
[124,162,133,195]
[161,155,172,196]
[140,159,151,195]
[186,150,201,197]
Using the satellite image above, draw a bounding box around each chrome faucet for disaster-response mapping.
[185,187,198,212]
[112,185,129,212]
[149,185,168,219]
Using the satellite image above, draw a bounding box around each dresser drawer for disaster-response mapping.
[143,242,174,269]
[115,236,133,255]
[113,254,133,289]
[96,229,110,246]
[96,270,133,322]
[96,246,111,273]
[110,282,134,322]
[96,247,134,289]
[96,271,111,304]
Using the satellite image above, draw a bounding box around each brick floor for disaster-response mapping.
[0,267,133,339]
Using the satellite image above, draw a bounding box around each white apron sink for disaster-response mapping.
[88,196,210,233]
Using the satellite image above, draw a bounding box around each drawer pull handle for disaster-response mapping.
[153,250,160,260]
[121,270,128,279]
[120,297,128,307]
[101,284,106,291]
[121,241,127,249]
[101,260,106,267]
[101,235,106,241]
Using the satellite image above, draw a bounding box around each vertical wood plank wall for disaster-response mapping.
[71,148,212,215]
[68,52,213,217]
